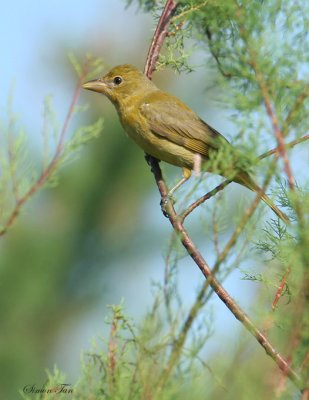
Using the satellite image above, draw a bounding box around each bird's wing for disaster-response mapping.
[140,91,228,157]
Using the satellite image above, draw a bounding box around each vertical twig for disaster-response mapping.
[272,266,291,310]
[144,0,179,79]
[7,129,20,204]
[254,67,295,190]
[108,313,118,391]
[236,8,297,191]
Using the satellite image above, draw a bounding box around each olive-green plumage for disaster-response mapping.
[83,64,289,223]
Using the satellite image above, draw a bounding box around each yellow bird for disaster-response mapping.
[83,64,289,223]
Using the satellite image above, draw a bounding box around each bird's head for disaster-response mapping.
[82,64,156,105]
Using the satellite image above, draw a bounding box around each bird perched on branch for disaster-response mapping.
[83,64,289,223]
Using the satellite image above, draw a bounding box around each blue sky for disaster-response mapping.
[0,0,151,135]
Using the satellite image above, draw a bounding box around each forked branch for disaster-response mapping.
[143,0,304,391]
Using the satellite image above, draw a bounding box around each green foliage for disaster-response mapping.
[126,0,159,12]
[134,0,309,136]
[0,54,104,234]
[69,52,106,81]
[156,18,194,73]
[117,0,308,397]
[2,0,308,399]
[21,296,216,400]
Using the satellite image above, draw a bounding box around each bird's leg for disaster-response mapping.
[167,167,192,198]
[193,153,202,177]
[161,167,192,217]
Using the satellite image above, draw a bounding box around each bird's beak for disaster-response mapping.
[82,78,107,94]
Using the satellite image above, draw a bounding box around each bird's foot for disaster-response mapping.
[160,195,175,218]
[144,153,152,166]
[144,154,160,172]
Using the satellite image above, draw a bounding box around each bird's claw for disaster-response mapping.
[160,199,169,218]
[160,195,175,218]
[145,154,152,166]
[144,154,160,171]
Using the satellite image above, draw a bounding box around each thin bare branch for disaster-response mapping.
[272,266,291,310]
[144,0,179,79]
[0,63,90,238]
[7,128,20,203]
[181,134,308,221]
[213,160,276,271]
[235,7,300,192]
[108,312,118,392]
[181,179,231,222]
[205,26,233,79]
[256,70,295,190]
[158,277,211,389]
[147,154,302,390]
[237,23,306,227]
[259,134,309,160]
[143,0,305,391]
[282,84,309,136]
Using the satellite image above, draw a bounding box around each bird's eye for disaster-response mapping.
[113,76,122,85]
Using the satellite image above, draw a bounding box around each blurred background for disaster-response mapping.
[0,1,307,399]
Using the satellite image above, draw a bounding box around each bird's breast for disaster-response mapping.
[117,106,195,169]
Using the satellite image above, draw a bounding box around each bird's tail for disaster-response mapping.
[234,172,290,224]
